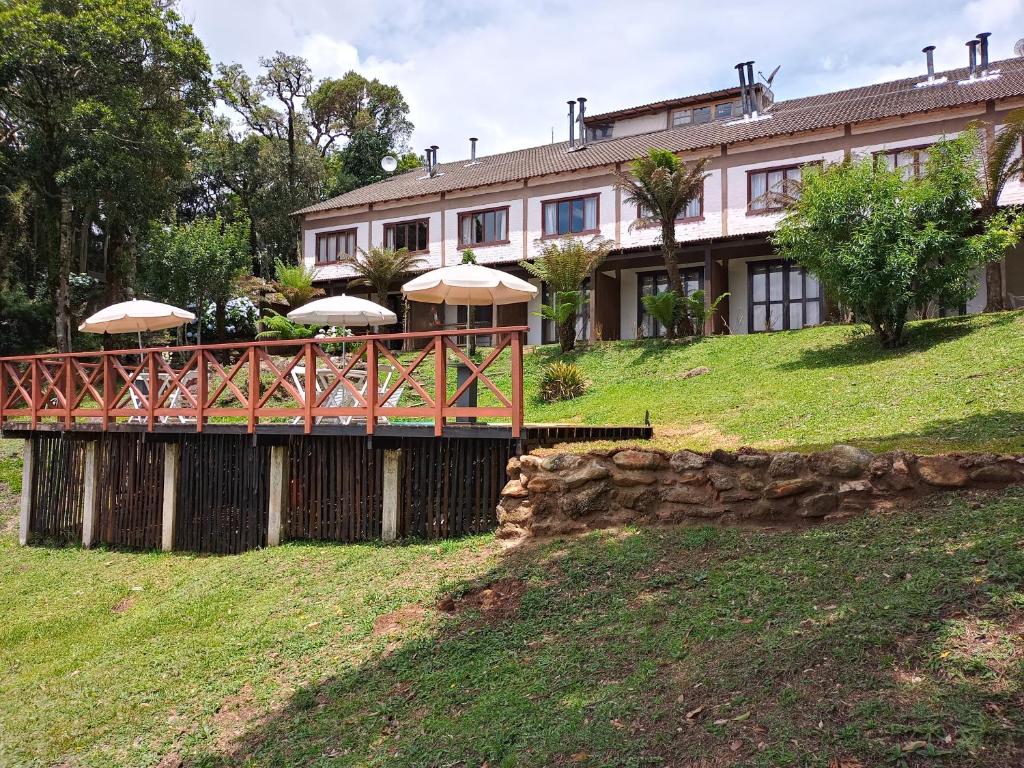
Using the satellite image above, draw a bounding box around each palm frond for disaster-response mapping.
[342,246,426,304]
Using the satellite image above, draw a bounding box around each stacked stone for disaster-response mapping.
[496,445,1024,541]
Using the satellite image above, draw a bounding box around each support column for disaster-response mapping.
[382,448,401,542]
[18,439,34,546]
[161,443,180,552]
[267,445,288,547]
[81,441,100,548]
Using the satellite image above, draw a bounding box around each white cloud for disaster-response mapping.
[180,0,1024,161]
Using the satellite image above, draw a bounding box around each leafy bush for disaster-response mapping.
[774,132,1021,347]
[201,297,259,339]
[255,310,316,340]
[0,286,52,355]
[539,361,587,403]
[641,291,679,335]
[641,289,729,338]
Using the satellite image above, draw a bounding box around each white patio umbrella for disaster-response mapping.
[403,263,537,348]
[286,294,397,328]
[401,263,537,307]
[78,298,196,349]
[402,264,537,423]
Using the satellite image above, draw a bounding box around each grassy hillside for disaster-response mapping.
[518,311,1024,454]
[0,489,1022,767]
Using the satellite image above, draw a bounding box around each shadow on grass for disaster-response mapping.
[185,492,1024,768]
[776,313,1016,372]
[788,409,1024,455]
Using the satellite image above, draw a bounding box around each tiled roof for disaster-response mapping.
[295,57,1024,216]
[583,84,748,123]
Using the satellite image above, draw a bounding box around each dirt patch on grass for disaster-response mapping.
[436,577,526,622]
[111,597,135,614]
[372,606,427,636]
[210,683,261,753]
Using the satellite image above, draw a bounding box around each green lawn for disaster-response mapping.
[0,487,1022,766]
[516,311,1024,454]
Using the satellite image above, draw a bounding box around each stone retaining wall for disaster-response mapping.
[496,446,1024,541]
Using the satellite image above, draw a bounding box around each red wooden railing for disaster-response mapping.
[0,327,526,437]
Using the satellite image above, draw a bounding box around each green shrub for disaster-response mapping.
[0,287,51,355]
[539,361,587,403]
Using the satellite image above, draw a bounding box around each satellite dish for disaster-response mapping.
[759,64,781,88]
[380,155,398,173]
[1015,38,1024,57]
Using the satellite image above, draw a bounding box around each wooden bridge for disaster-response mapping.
[1,327,651,554]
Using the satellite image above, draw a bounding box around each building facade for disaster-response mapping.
[296,45,1024,345]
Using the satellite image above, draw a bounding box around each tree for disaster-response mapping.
[617,149,708,338]
[305,71,413,157]
[326,128,420,196]
[343,246,426,307]
[141,215,251,343]
[521,235,612,353]
[270,258,323,308]
[0,0,211,350]
[970,109,1024,312]
[774,133,1021,347]
[213,58,415,261]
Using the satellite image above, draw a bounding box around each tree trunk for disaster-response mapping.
[77,206,93,273]
[104,216,127,304]
[660,226,692,338]
[215,299,228,342]
[54,189,74,352]
[558,312,576,354]
[984,260,1004,312]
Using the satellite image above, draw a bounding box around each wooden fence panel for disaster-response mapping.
[399,437,513,539]
[175,434,269,554]
[96,434,165,550]
[28,434,86,543]
[285,436,383,542]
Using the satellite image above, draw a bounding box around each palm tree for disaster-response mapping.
[972,109,1024,312]
[521,235,612,352]
[342,246,426,307]
[617,148,708,338]
[271,259,324,308]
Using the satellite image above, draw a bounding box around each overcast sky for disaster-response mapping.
[178,0,1024,161]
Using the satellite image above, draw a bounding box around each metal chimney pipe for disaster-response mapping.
[967,39,979,76]
[430,145,439,174]
[469,137,477,161]
[567,100,576,148]
[977,32,991,71]
[577,97,588,147]
[735,62,749,116]
[923,45,936,77]
[745,61,757,113]
[424,148,431,171]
